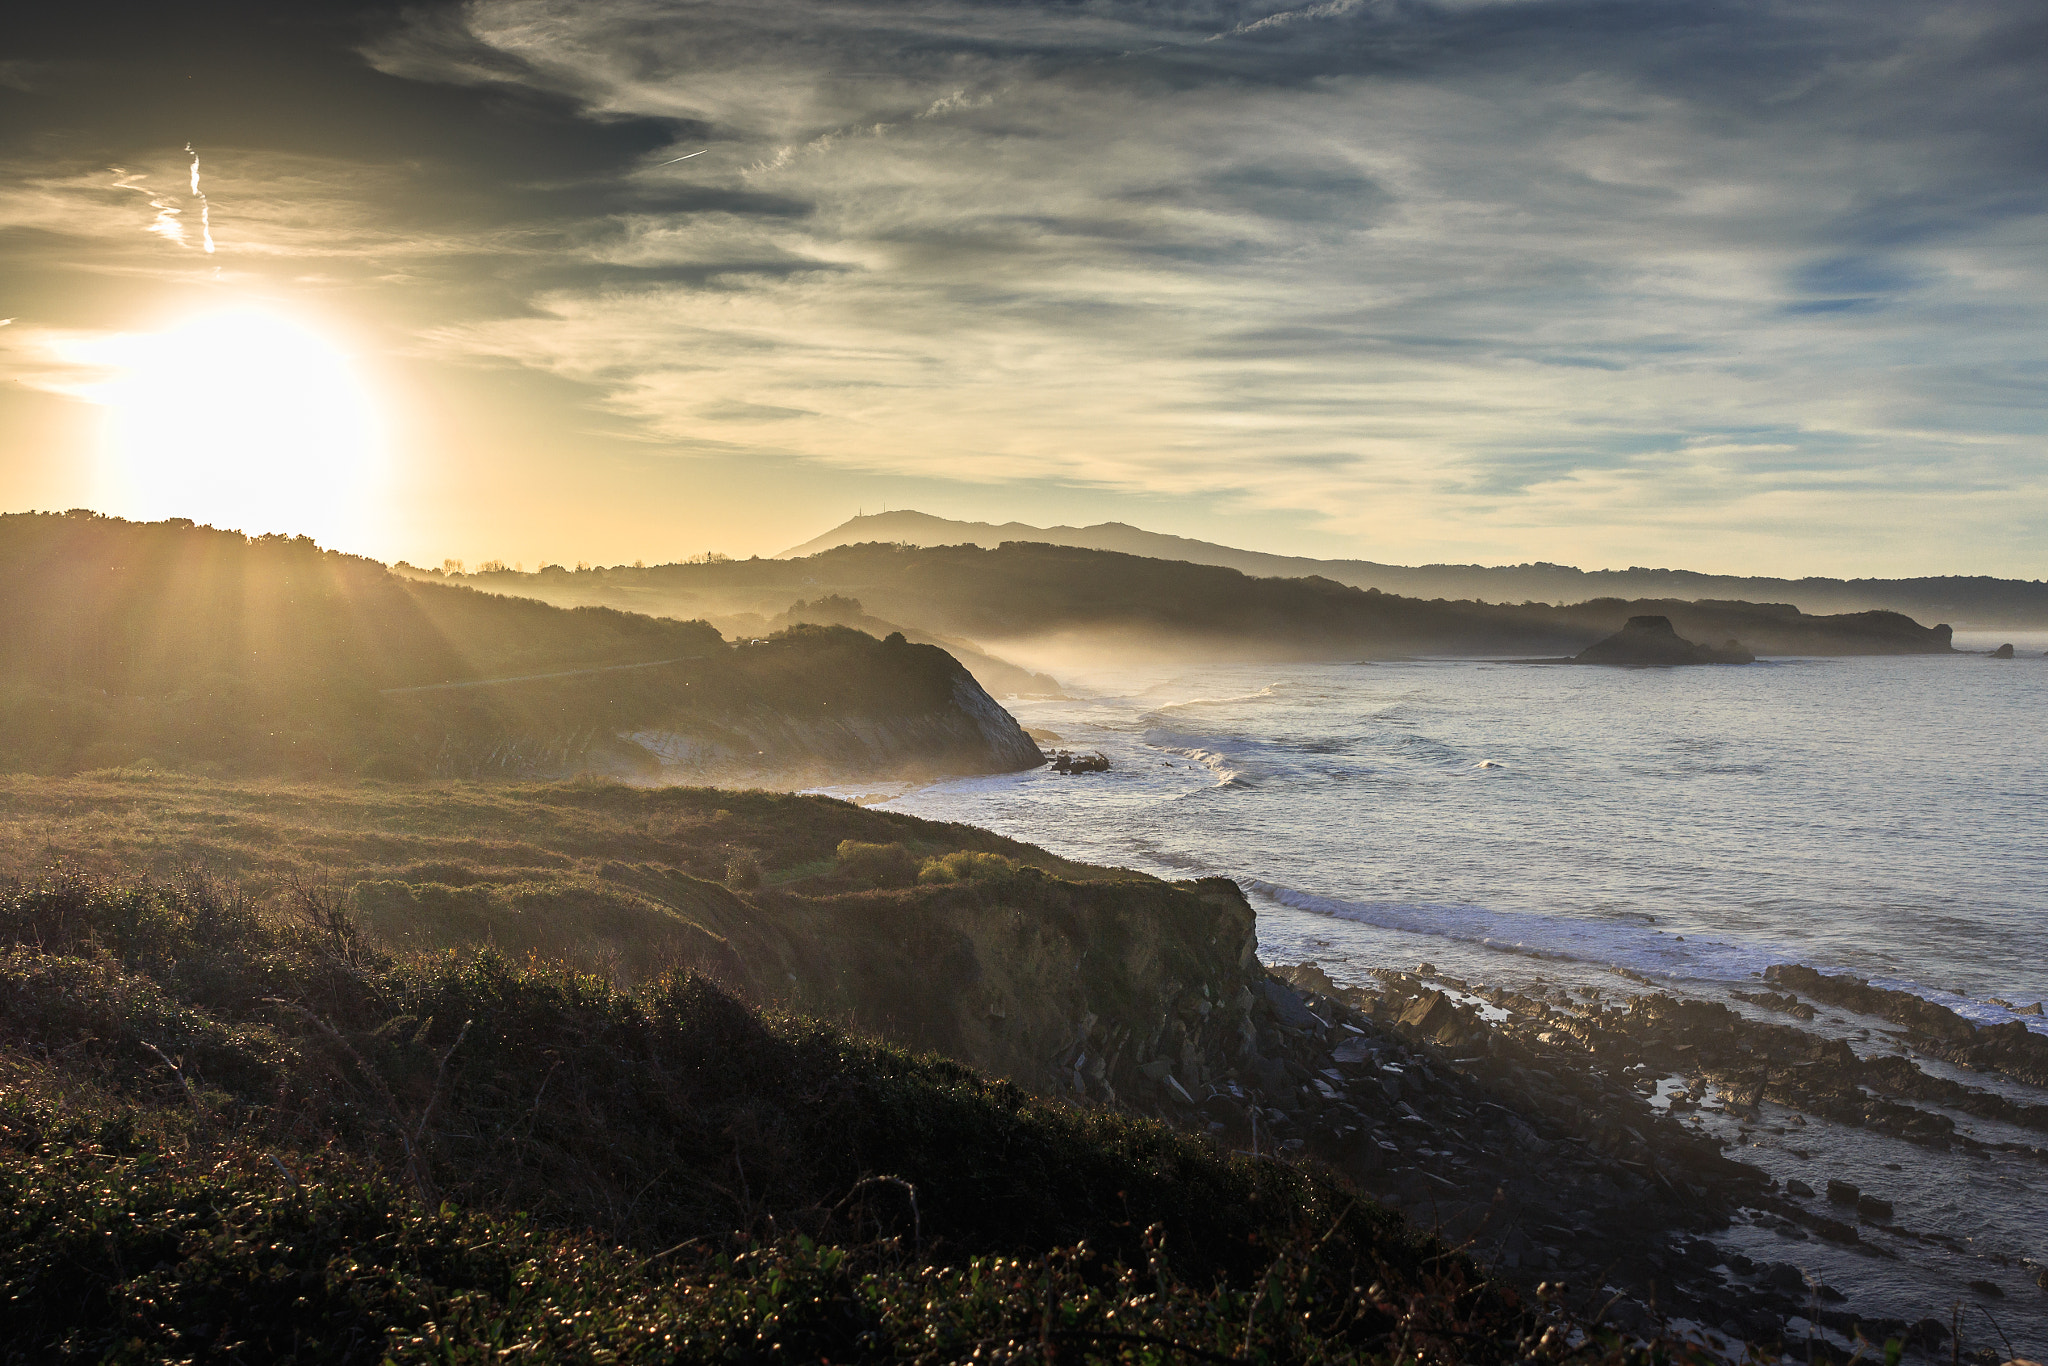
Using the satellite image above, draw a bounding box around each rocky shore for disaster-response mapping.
[1060,949,2046,1360]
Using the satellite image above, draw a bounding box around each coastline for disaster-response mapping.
[1095,935,2035,1358]
[857,763,2039,1354]
[868,665,2048,1358]
[1250,960,2043,1352]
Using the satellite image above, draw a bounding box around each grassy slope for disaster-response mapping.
[0,775,1261,1097]
[0,769,1122,907]
[0,871,1570,1365]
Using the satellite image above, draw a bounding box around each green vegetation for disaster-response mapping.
[0,512,1026,779]
[836,838,921,888]
[0,869,1587,1364]
[918,849,1026,885]
[0,773,1120,987]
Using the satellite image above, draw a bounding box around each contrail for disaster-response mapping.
[185,143,215,254]
[655,149,706,166]
[1207,0,1368,41]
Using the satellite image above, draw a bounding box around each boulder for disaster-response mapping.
[1573,615,1756,667]
[1992,643,2016,658]
[1396,989,1474,1046]
[1262,979,1322,1030]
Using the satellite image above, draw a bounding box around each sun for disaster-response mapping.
[85,307,386,548]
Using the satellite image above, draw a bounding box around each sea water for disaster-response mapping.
[876,641,2048,1343]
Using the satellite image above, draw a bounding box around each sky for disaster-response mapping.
[1,0,2044,576]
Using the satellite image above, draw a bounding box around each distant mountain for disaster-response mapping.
[783,511,2048,628]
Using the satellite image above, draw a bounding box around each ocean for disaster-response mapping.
[874,637,2048,1344]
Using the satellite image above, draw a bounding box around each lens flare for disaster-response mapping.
[78,308,386,548]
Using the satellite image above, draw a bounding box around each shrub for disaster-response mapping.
[723,847,762,890]
[918,850,1023,885]
[835,839,918,888]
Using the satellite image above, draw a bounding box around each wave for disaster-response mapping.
[1162,745,1257,788]
[1144,683,1283,717]
[1244,878,1775,981]
[1246,879,2048,1036]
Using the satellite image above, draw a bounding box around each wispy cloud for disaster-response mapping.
[345,0,2048,568]
[7,0,2044,572]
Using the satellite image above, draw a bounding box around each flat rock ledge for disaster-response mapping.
[1069,955,2031,1361]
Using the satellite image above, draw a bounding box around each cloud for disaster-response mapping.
[9,0,2046,572]
[348,0,2046,566]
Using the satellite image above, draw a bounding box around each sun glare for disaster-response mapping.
[82,308,386,549]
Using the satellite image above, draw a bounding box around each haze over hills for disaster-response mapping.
[783,511,2048,629]
[451,539,1954,677]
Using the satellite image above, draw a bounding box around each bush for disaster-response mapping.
[918,850,1023,885]
[723,847,762,890]
[835,839,918,888]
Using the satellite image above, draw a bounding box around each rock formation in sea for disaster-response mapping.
[1991,642,2016,658]
[1573,615,1756,667]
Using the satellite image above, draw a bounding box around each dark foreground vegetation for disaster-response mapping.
[0,869,1649,1365]
[445,541,1955,665]
[0,512,1035,779]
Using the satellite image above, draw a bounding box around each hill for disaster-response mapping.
[784,510,2048,628]
[0,773,1806,1352]
[0,862,1524,1364]
[0,512,1040,780]
[449,539,1954,670]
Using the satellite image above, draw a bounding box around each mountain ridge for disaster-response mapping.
[781,510,2048,627]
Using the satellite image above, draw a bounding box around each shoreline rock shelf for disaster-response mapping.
[1061,943,2041,1355]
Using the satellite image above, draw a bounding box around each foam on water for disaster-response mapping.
[1243,879,1799,984]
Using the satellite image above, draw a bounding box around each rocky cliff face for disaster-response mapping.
[426,635,1046,783]
[722,872,1272,1105]
[621,673,1044,781]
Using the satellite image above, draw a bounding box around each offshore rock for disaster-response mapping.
[1573,615,1755,667]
